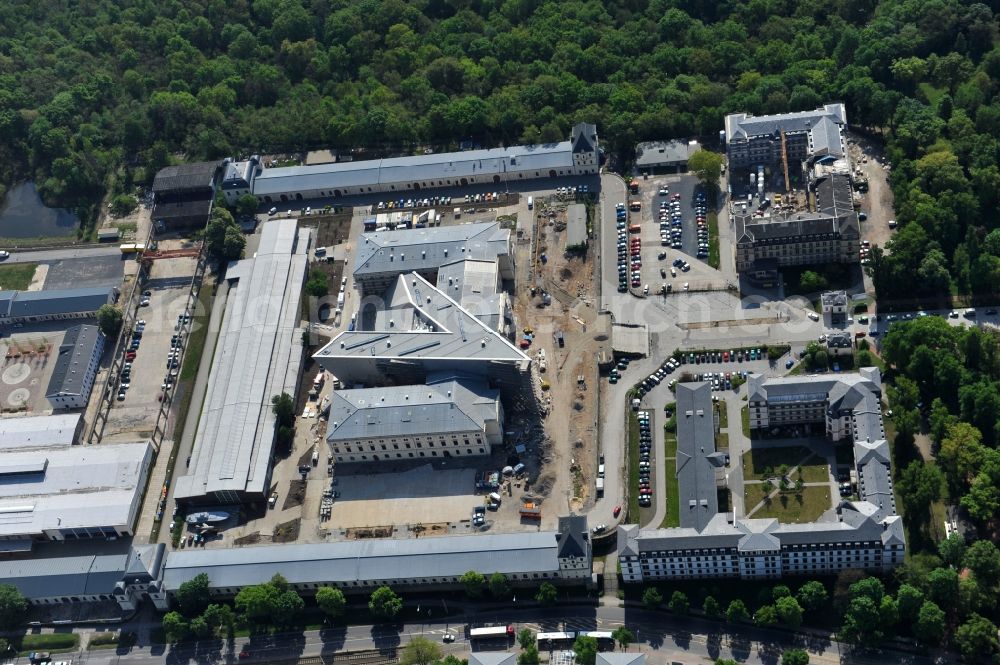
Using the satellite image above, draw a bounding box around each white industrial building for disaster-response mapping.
[619,379,903,583]
[326,375,504,463]
[45,324,104,410]
[0,413,82,450]
[241,124,598,204]
[174,219,309,506]
[0,440,153,546]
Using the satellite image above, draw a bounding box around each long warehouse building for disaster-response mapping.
[174,219,309,506]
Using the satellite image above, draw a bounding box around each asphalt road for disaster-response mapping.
[2,245,123,264]
[70,604,944,665]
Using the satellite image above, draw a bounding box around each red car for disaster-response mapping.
[613,505,622,518]
[124,352,137,361]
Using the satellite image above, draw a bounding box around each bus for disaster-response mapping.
[578,631,614,647]
[469,625,514,641]
[537,632,577,649]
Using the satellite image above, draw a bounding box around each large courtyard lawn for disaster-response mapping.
[746,485,832,523]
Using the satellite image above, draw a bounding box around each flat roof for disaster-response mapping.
[174,219,309,503]
[162,531,562,590]
[567,203,587,247]
[46,324,103,398]
[611,322,649,357]
[635,140,699,167]
[0,414,80,451]
[0,441,152,538]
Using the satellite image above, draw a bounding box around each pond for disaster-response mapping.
[0,182,79,238]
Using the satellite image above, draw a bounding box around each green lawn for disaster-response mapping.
[715,403,729,449]
[661,426,679,528]
[742,446,813,480]
[798,455,830,482]
[0,263,38,290]
[180,283,215,381]
[707,211,720,269]
[746,485,832,523]
[17,632,79,655]
[741,406,750,437]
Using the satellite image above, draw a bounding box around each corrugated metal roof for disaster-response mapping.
[152,161,220,193]
[175,219,308,503]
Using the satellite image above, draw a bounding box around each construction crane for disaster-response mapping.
[780,129,791,195]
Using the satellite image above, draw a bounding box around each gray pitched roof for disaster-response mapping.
[635,140,698,167]
[0,550,129,599]
[162,531,563,590]
[471,654,517,665]
[675,382,719,530]
[327,376,499,442]
[597,654,646,665]
[6,286,116,319]
[725,103,846,148]
[46,324,103,398]
[557,514,589,559]
[353,222,510,279]
[152,161,220,193]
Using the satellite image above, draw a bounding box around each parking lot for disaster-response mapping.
[103,256,197,437]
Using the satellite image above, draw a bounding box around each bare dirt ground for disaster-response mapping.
[846,131,897,260]
[513,193,601,518]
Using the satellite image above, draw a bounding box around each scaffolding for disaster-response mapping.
[780,129,791,194]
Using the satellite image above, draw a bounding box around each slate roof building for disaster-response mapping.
[0,286,117,324]
[821,290,849,324]
[220,157,262,205]
[724,103,848,169]
[733,171,860,280]
[326,374,503,463]
[125,514,592,610]
[174,219,309,506]
[635,139,700,173]
[152,160,221,232]
[245,123,599,203]
[619,375,903,582]
[45,324,104,410]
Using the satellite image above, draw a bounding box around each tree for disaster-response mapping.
[776,596,803,628]
[271,392,295,428]
[963,539,1000,587]
[517,646,540,665]
[96,304,123,337]
[611,627,634,651]
[938,532,967,568]
[896,584,924,622]
[642,587,662,609]
[796,581,828,613]
[460,571,486,598]
[688,150,724,188]
[0,585,28,630]
[772,584,791,600]
[161,611,190,643]
[535,582,557,606]
[174,573,211,618]
[726,599,749,623]
[781,649,809,665]
[572,635,598,665]
[316,586,346,619]
[926,567,960,610]
[668,590,689,615]
[896,460,943,521]
[489,573,510,598]
[110,194,138,217]
[703,595,721,619]
[202,604,236,637]
[305,268,329,297]
[799,270,828,292]
[517,628,535,650]
[368,586,403,620]
[204,208,245,262]
[234,576,303,627]
[954,613,999,661]
[235,193,259,217]
[400,636,442,665]
[915,601,946,646]
[754,605,778,627]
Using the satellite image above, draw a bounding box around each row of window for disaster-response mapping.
[333,435,483,453]
[335,448,487,461]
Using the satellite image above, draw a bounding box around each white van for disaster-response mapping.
[527,196,534,210]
